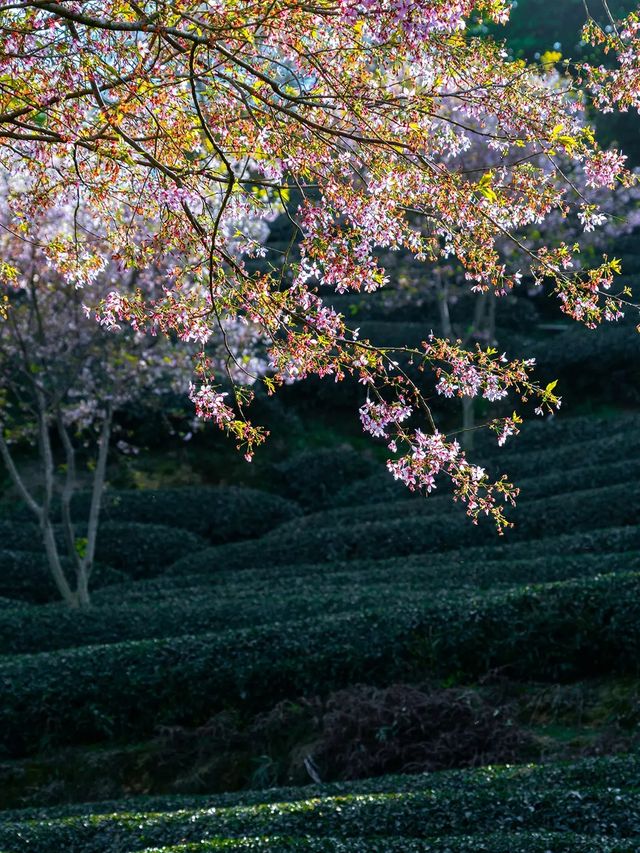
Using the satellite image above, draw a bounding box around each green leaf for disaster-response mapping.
[477,172,498,204]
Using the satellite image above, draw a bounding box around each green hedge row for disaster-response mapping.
[507,457,640,501]
[0,596,32,610]
[0,549,61,603]
[0,521,206,593]
[0,550,127,604]
[490,427,640,480]
[5,549,638,654]
[1,780,637,852]
[170,482,640,573]
[533,323,640,378]
[93,522,207,578]
[1,572,638,756]
[334,456,640,509]
[334,472,422,507]
[8,754,638,822]
[299,458,640,531]
[461,408,640,461]
[0,522,42,552]
[0,582,392,654]
[132,835,640,853]
[425,525,640,563]
[523,319,640,402]
[3,487,300,544]
[5,833,638,853]
[272,448,377,508]
[331,415,640,511]
[0,583,400,654]
[475,412,640,454]
[166,526,640,584]
[487,480,640,542]
[97,547,640,604]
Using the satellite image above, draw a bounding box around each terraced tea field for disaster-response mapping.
[1,754,639,851]
[1,412,639,850]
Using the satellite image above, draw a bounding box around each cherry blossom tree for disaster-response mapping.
[0,243,197,608]
[424,69,640,448]
[1,0,639,532]
[0,182,270,606]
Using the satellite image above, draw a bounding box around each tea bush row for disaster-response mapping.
[0,551,126,604]
[334,456,640,510]
[477,411,640,453]
[8,754,638,822]
[171,481,640,573]
[4,550,639,654]
[271,448,377,508]
[335,415,640,507]
[0,579,403,654]
[333,415,640,507]
[1,781,638,853]
[1,572,639,755]
[132,835,640,853]
[0,522,207,598]
[92,523,207,578]
[490,428,640,480]
[2,487,300,544]
[96,548,640,605]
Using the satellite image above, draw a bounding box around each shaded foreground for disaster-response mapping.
[0,754,638,852]
[1,412,640,849]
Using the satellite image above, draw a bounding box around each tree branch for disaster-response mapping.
[0,428,41,519]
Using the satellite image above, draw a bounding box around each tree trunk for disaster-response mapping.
[36,392,81,606]
[436,273,453,340]
[40,516,78,607]
[56,411,80,573]
[78,404,113,607]
[461,394,475,452]
[1,410,82,608]
[75,566,91,609]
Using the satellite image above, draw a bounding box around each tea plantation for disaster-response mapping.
[2,0,640,844]
[1,754,639,852]
[0,410,639,851]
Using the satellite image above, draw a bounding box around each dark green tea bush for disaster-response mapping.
[3,487,300,545]
[1,757,638,853]
[7,549,639,653]
[1,572,638,756]
[172,482,640,573]
[0,550,126,603]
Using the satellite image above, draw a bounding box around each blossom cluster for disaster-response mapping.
[426,336,542,415]
[338,0,510,44]
[188,383,234,426]
[387,429,519,530]
[359,398,413,439]
[582,14,640,114]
